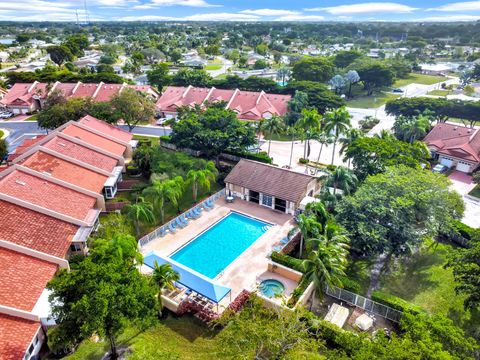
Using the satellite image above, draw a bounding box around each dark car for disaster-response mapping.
[392,88,404,93]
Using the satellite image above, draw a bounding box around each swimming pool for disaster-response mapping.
[170,212,271,279]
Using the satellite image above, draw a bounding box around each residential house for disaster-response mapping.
[0,115,134,358]
[424,123,480,173]
[156,86,291,122]
[224,159,320,215]
[0,81,159,114]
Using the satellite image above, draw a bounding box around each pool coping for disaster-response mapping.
[168,210,275,279]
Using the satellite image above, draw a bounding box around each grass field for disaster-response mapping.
[393,73,447,87]
[347,92,400,109]
[263,132,300,141]
[426,89,451,96]
[468,185,480,199]
[63,315,221,360]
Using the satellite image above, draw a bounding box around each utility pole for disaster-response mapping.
[84,0,90,25]
[76,10,79,26]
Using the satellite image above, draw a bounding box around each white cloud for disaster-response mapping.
[241,9,300,16]
[274,15,325,21]
[117,15,177,21]
[149,0,219,7]
[428,1,480,12]
[0,0,75,13]
[306,2,417,14]
[185,12,259,21]
[413,14,480,21]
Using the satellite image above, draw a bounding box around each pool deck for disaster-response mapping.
[141,198,296,303]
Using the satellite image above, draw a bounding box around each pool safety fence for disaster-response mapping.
[138,188,226,248]
[326,285,403,323]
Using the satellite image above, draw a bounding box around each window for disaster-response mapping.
[70,243,83,252]
[104,186,113,199]
[261,194,273,208]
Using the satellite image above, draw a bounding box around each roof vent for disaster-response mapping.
[453,126,458,130]
[58,142,66,147]
[75,136,82,140]
[15,180,26,186]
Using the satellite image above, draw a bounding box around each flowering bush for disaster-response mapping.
[227,290,251,313]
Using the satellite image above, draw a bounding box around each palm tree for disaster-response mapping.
[142,180,168,223]
[296,108,321,160]
[286,125,298,169]
[315,131,334,166]
[164,176,184,213]
[339,128,364,168]
[124,197,155,237]
[152,262,180,316]
[262,115,284,156]
[306,221,350,253]
[291,214,323,258]
[186,161,218,202]
[277,66,291,85]
[323,107,352,165]
[302,240,349,309]
[321,166,358,195]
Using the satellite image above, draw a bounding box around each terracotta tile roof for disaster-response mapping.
[0,248,57,311]
[0,200,77,258]
[94,83,123,102]
[54,82,77,97]
[0,170,97,222]
[70,82,98,98]
[156,86,291,121]
[20,150,108,193]
[424,123,480,162]
[0,314,40,360]
[43,136,118,172]
[224,159,316,203]
[7,135,47,162]
[61,124,126,156]
[79,115,133,143]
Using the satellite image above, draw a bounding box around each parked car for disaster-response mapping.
[0,111,13,119]
[392,88,404,93]
[432,164,449,173]
[156,118,168,125]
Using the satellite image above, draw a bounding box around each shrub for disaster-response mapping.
[326,164,337,172]
[287,276,310,307]
[438,219,479,247]
[371,290,423,314]
[227,290,251,312]
[270,251,304,272]
[127,165,140,176]
[299,158,309,164]
[359,116,380,130]
[159,135,172,143]
[339,276,361,293]
[222,150,273,164]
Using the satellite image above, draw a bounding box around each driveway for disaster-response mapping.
[448,171,480,228]
[448,171,475,195]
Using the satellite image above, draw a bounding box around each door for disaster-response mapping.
[456,162,471,173]
[249,190,260,204]
[274,198,287,213]
[440,157,453,168]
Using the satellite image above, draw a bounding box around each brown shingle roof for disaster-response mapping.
[224,159,316,203]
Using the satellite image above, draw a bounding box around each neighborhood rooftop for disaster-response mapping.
[0,115,135,358]
[156,85,291,121]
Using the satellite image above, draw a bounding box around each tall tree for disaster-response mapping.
[352,59,394,95]
[110,88,156,131]
[152,262,180,316]
[262,115,284,156]
[393,114,431,143]
[323,107,351,165]
[292,57,335,82]
[321,166,358,195]
[186,161,217,202]
[124,197,155,237]
[146,62,171,91]
[47,234,157,358]
[336,166,464,257]
[296,108,321,160]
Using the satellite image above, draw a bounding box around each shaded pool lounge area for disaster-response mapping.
[143,251,232,311]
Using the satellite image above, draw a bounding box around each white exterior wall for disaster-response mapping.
[439,154,476,173]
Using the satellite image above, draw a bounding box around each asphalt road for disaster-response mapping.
[0,120,170,152]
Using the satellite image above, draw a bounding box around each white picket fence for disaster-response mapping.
[138,188,226,248]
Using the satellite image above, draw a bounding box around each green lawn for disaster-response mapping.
[393,73,447,87]
[427,89,451,96]
[377,240,479,337]
[263,132,300,141]
[63,315,222,360]
[25,114,38,121]
[205,64,223,70]
[468,185,480,199]
[346,92,400,109]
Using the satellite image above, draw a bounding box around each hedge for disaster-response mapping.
[371,290,423,314]
[270,251,304,272]
[339,277,361,294]
[438,219,479,247]
[159,135,172,143]
[222,150,273,164]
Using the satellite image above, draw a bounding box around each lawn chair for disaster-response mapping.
[168,222,177,233]
[180,215,189,225]
[202,202,213,211]
[175,218,186,229]
[279,237,289,245]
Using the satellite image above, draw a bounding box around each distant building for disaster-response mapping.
[156,85,291,122]
[1,81,159,114]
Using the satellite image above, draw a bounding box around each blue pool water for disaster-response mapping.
[170,212,270,278]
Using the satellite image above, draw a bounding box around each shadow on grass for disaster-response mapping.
[379,248,446,302]
[163,314,219,343]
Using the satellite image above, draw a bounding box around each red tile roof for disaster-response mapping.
[0,314,40,360]
[20,150,108,193]
[424,123,480,162]
[0,248,57,311]
[7,135,47,162]
[79,115,133,143]
[156,86,291,121]
[61,124,126,156]
[43,136,118,172]
[0,200,77,258]
[1,82,159,108]
[0,170,97,222]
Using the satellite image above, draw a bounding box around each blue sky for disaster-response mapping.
[2,1,480,22]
